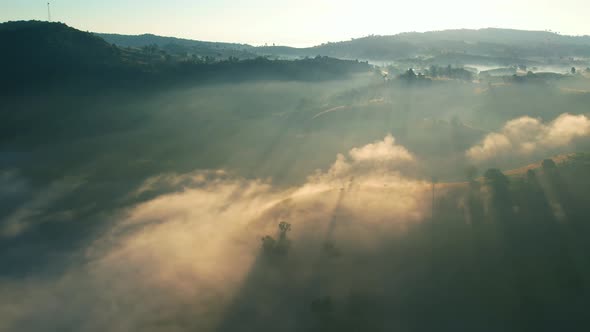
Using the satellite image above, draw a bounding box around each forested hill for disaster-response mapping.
[0,21,370,94]
[0,21,124,86]
[257,28,590,61]
[97,32,257,59]
[96,27,590,65]
[97,32,253,50]
[0,20,120,62]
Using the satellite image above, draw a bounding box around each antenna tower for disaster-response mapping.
[47,2,52,22]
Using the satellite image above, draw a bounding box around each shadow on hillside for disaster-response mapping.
[214,161,590,332]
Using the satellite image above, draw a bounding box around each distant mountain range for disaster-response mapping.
[2,19,590,94]
[5,19,590,67]
[98,27,590,65]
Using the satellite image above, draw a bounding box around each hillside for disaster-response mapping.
[91,28,590,68]
[0,21,124,86]
[0,21,139,92]
[97,32,258,59]
[0,21,120,63]
[97,32,251,50]
[0,21,371,94]
[256,28,590,65]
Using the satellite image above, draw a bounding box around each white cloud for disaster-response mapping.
[316,134,416,182]
[349,134,414,163]
[467,113,590,162]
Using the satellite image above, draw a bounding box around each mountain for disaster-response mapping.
[98,28,590,66]
[0,21,370,94]
[0,21,123,71]
[0,21,131,92]
[97,32,258,59]
[0,21,120,62]
[255,28,590,64]
[97,32,252,50]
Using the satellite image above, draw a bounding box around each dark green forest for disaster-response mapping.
[0,21,370,94]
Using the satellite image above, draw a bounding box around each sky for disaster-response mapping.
[1,0,589,47]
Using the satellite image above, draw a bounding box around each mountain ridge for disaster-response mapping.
[98,27,590,49]
[95,26,590,63]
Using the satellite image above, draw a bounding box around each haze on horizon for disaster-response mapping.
[1,0,589,47]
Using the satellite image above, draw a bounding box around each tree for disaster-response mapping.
[279,221,291,236]
[261,221,292,256]
[428,65,438,77]
[465,165,478,183]
[541,158,557,171]
[142,44,159,55]
[571,67,576,74]
[466,167,483,225]
[484,168,509,189]
[278,221,291,246]
[261,235,277,253]
[484,168,513,223]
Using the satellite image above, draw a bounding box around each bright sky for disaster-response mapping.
[1,0,588,47]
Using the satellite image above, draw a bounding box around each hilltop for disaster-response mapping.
[97,32,257,59]
[0,21,124,88]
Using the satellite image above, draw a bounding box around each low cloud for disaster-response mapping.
[0,135,431,332]
[308,134,416,186]
[467,113,590,162]
[349,134,413,163]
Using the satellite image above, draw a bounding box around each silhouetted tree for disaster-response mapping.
[542,158,557,171]
[401,68,416,80]
[261,221,292,256]
[261,235,277,253]
[278,221,291,240]
[484,168,513,224]
[465,165,478,184]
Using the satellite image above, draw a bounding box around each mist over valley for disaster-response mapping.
[1,18,590,332]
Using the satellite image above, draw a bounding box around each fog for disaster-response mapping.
[467,113,590,162]
[1,135,431,331]
[2,67,590,331]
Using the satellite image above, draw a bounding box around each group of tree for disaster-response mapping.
[261,221,292,256]
[425,64,474,81]
[397,68,431,84]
